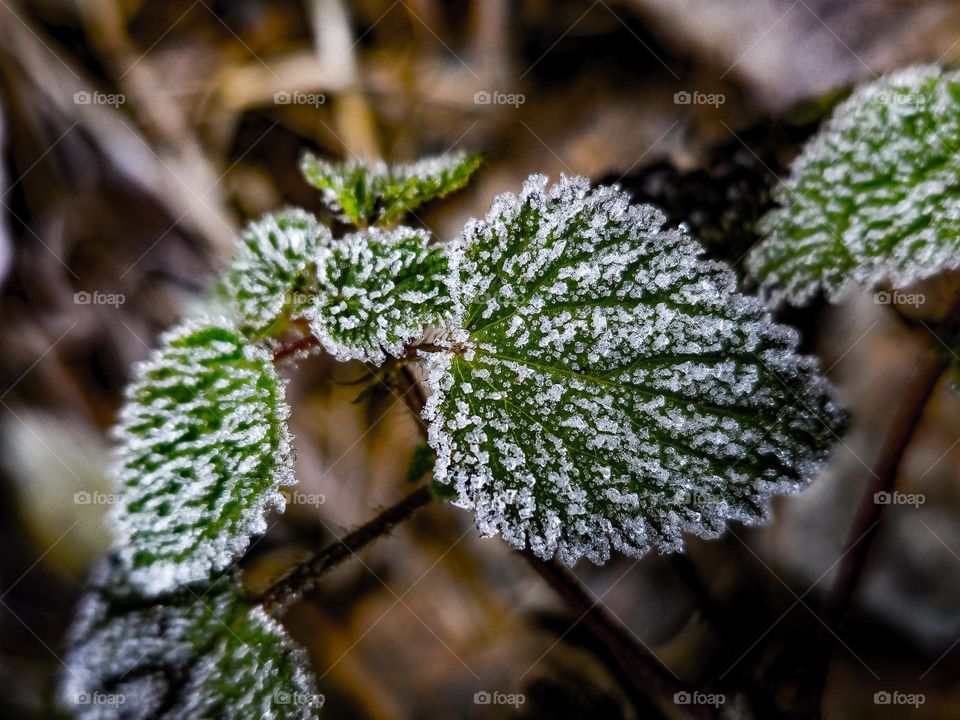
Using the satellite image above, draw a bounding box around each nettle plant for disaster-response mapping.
[60,63,960,718]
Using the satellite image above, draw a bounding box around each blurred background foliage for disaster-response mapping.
[2,0,960,718]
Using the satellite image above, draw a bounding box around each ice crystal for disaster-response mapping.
[61,560,319,720]
[301,151,483,225]
[748,65,960,304]
[222,208,331,336]
[110,319,294,596]
[305,226,454,363]
[423,175,844,565]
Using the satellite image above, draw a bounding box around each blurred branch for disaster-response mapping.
[826,351,947,630]
[521,552,718,720]
[828,286,960,632]
[795,348,950,716]
[0,94,12,287]
[468,0,511,86]
[75,0,237,261]
[669,552,732,643]
[0,0,236,263]
[257,484,435,611]
[308,0,380,158]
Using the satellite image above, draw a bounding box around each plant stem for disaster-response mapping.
[273,334,320,361]
[258,484,435,611]
[669,553,732,643]
[397,364,429,439]
[801,349,947,712]
[397,353,715,716]
[826,350,946,629]
[521,552,718,720]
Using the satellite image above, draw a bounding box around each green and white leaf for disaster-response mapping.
[748,65,960,305]
[61,561,320,720]
[305,226,454,363]
[111,319,294,596]
[222,208,331,336]
[301,151,483,225]
[423,175,844,565]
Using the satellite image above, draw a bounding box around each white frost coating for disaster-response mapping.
[109,317,295,596]
[223,208,331,335]
[748,65,960,305]
[306,226,454,363]
[300,150,482,224]
[61,562,319,720]
[306,154,387,222]
[391,153,476,181]
[424,174,844,565]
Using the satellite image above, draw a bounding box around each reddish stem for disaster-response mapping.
[828,351,946,628]
[257,485,435,611]
[272,334,320,361]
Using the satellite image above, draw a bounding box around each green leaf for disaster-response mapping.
[748,65,960,304]
[61,561,320,719]
[405,443,436,484]
[111,319,294,596]
[423,175,844,565]
[301,151,483,226]
[305,226,454,363]
[222,208,332,337]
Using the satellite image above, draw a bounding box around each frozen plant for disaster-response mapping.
[748,65,960,305]
[109,320,294,596]
[424,174,840,565]
[63,138,854,719]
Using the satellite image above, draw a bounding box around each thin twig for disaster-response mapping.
[669,553,733,643]
[397,364,430,440]
[799,349,949,715]
[826,351,947,629]
[257,484,435,611]
[521,552,719,720]
[272,334,320,361]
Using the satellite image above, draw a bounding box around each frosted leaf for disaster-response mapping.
[424,175,844,565]
[61,560,320,720]
[301,151,483,225]
[748,65,960,304]
[110,319,294,596]
[222,209,332,336]
[304,226,454,363]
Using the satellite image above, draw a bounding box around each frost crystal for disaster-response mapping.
[305,226,454,363]
[423,175,844,565]
[61,561,320,720]
[223,208,331,336]
[301,151,483,225]
[110,319,294,596]
[748,65,960,304]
